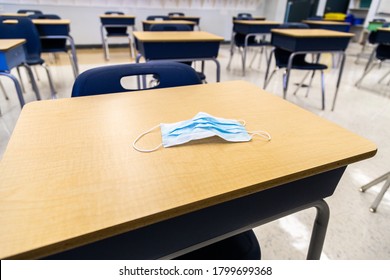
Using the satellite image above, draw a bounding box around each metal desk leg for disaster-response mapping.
[67,35,79,77]
[0,72,25,108]
[360,172,390,213]
[284,53,297,99]
[100,25,109,61]
[331,52,346,111]
[212,58,221,82]
[306,199,330,260]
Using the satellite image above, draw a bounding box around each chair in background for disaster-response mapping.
[360,171,390,213]
[264,23,328,110]
[17,9,43,16]
[70,61,261,260]
[149,23,206,83]
[146,15,170,21]
[100,11,136,60]
[0,16,56,98]
[168,12,185,16]
[355,23,390,87]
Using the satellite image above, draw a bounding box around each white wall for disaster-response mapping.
[0,0,279,45]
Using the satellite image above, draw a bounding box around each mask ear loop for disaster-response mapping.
[132,124,163,153]
[248,130,272,141]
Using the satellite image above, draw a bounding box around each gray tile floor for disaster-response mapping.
[1,43,389,260]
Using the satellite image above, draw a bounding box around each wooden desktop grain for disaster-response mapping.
[271,28,354,37]
[32,19,71,25]
[0,81,376,259]
[133,31,224,42]
[0,39,25,51]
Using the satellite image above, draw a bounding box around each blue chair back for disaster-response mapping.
[147,15,170,21]
[105,11,124,15]
[71,61,202,97]
[237,13,252,19]
[0,17,42,63]
[150,23,191,32]
[17,9,43,15]
[168,12,185,16]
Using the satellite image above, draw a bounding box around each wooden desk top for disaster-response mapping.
[99,14,135,19]
[142,20,195,25]
[133,31,224,42]
[0,13,29,17]
[0,81,376,259]
[271,29,354,38]
[234,20,280,25]
[32,19,71,25]
[0,39,25,51]
[302,20,351,26]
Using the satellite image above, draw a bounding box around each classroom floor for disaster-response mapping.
[0,42,389,260]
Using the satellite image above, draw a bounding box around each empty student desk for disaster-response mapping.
[142,20,195,31]
[168,15,200,30]
[133,31,223,82]
[0,81,376,259]
[0,39,40,108]
[99,14,136,60]
[228,20,280,75]
[270,29,354,110]
[302,20,351,32]
[32,19,79,77]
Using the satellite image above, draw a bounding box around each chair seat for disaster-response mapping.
[107,33,129,37]
[174,230,261,260]
[26,57,45,65]
[279,61,328,70]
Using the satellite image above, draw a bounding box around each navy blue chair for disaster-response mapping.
[0,16,56,98]
[17,9,43,16]
[264,23,328,109]
[71,61,202,97]
[168,12,185,16]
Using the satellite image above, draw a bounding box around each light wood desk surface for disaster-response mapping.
[0,39,25,51]
[142,20,196,25]
[99,14,135,19]
[377,27,390,32]
[271,28,354,38]
[32,19,71,25]
[302,20,351,26]
[133,31,224,42]
[0,13,29,17]
[0,81,376,259]
[233,20,279,25]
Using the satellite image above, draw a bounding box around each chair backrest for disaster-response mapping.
[105,11,124,15]
[71,61,202,97]
[149,23,191,32]
[17,9,43,15]
[168,12,185,16]
[237,13,252,19]
[147,15,170,21]
[33,14,61,19]
[0,16,42,61]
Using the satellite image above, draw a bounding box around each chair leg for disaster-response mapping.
[0,72,25,108]
[21,64,41,101]
[355,60,378,88]
[226,33,235,70]
[41,64,56,98]
[263,49,275,89]
[68,51,78,79]
[305,70,316,98]
[360,172,390,213]
[320,70,325,110]
[378,69,390,84]
[16,67,26,93]
[293,71,311,96]
[0,79,9,100]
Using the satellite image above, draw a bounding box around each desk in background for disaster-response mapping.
[32,19,79,77]
[133,31,223,82]
[270,29,354,110]
[227,20,280,75]
[0,81,376,259]
[0,39,40,108]
[302,20,351,32]
[142,20,196,31]
[99,14,136,60]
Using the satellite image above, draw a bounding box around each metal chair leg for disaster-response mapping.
[16,67,26,93]
[263,49,275,89]
[292,71,311,96]
[305,70,316,97]
[0,79,9,100]
[41,64,56,98]
[360,172,390,213]
[0,72,25,108]
[320,70,325,110]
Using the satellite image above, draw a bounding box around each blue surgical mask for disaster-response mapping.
[133,112,271,152]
